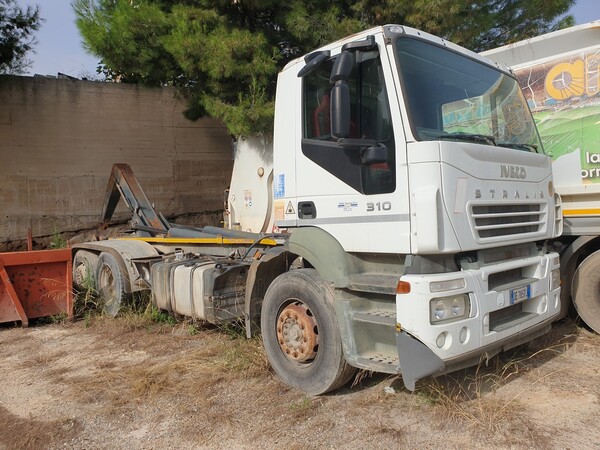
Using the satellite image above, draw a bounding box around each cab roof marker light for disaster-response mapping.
[429,278,466,293]
[387,26,405,34]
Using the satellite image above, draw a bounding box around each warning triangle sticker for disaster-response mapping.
[286,201,295,215]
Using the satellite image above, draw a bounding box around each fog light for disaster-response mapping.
[430,294,470,324]
[436,332,447,348]
[459,327,468,344]
[551,268,560,291]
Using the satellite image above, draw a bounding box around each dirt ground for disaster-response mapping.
[1,313,600,450]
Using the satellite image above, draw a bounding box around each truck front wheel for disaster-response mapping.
[261,269,357,395]
[572,250,600,333]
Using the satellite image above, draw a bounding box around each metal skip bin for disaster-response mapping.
[0,249,73,326]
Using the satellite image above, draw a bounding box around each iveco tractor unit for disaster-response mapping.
[72,25,562,395]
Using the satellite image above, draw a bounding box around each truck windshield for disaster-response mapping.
[394,37,543,153]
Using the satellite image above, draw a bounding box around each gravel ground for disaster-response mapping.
[1,316,599,449]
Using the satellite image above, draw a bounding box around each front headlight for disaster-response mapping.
[430,294,470,324]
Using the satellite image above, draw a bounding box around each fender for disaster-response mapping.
[72,240,159,293]
[288,226,355,287]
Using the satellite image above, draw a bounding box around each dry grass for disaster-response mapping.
[4,313,599,448]
[0,406,81,450]
[67,322,270,409]
[405,333,582,448]
[20,349,68,368]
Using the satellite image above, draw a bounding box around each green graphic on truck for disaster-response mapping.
[512,49,600,182]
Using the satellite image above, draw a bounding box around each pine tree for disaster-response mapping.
[73,0,575,136]
[0,0,41,74]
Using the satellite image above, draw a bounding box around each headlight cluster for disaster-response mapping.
[430,294,470,324]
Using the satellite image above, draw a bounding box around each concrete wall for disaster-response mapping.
[0,75,233,243]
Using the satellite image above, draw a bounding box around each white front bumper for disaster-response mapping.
[396,252,561,362]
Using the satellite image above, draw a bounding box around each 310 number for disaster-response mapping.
[366,201,392,212]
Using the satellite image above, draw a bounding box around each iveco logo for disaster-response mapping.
[500,164,527,179]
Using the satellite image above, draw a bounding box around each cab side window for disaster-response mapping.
[302,50,395,195]
[304,60,335,140]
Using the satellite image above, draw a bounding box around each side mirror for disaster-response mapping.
[330,82,350,139]
[297,50,330,78]
[330,51,353,139]
[361,145,388,165]
[330,51,353,83]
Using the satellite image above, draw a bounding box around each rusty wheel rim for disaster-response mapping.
[276,302,319,363]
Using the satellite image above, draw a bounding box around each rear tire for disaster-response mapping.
[572,251,600,333]
[73,250,99,290]
[261,269,357,395]
[95,252,128,317]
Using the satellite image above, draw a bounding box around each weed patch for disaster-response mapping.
[49,229,67,249]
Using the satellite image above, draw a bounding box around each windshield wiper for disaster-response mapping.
[438,132,496,146]
[497,142,538,152]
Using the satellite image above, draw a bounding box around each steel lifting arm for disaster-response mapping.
[100,163,171,235]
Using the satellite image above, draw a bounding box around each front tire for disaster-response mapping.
[572,251,600,333]
[261,269,357,395]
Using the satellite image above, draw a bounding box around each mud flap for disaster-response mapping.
[397,331,445,391]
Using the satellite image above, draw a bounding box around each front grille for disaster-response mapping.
[470,202,545,239]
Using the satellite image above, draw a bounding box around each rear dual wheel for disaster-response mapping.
[73,250,99,290]
[72,250,128,317]
[261,269,357,395]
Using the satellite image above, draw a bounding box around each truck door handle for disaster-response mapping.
[298,201,316,219]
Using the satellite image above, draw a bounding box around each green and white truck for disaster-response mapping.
[484,21,600,331]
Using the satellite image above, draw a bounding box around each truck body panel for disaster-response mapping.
[483,21,600,330]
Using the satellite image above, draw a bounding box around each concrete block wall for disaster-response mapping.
[0,75,233,243]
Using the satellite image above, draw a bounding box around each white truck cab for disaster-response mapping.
[265,25,562,390]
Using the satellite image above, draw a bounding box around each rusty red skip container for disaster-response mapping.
[0,248,73,327]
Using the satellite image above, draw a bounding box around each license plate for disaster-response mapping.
[510,285,531,304]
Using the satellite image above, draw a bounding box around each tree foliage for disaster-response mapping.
[0,0,41,74]
[73,0,575,137]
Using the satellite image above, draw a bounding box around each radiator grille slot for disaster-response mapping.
[489,302,536,332]
[488,268,523,291]
[471,203,545,239]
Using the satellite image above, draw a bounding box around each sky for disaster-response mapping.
[15,0,600,78]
